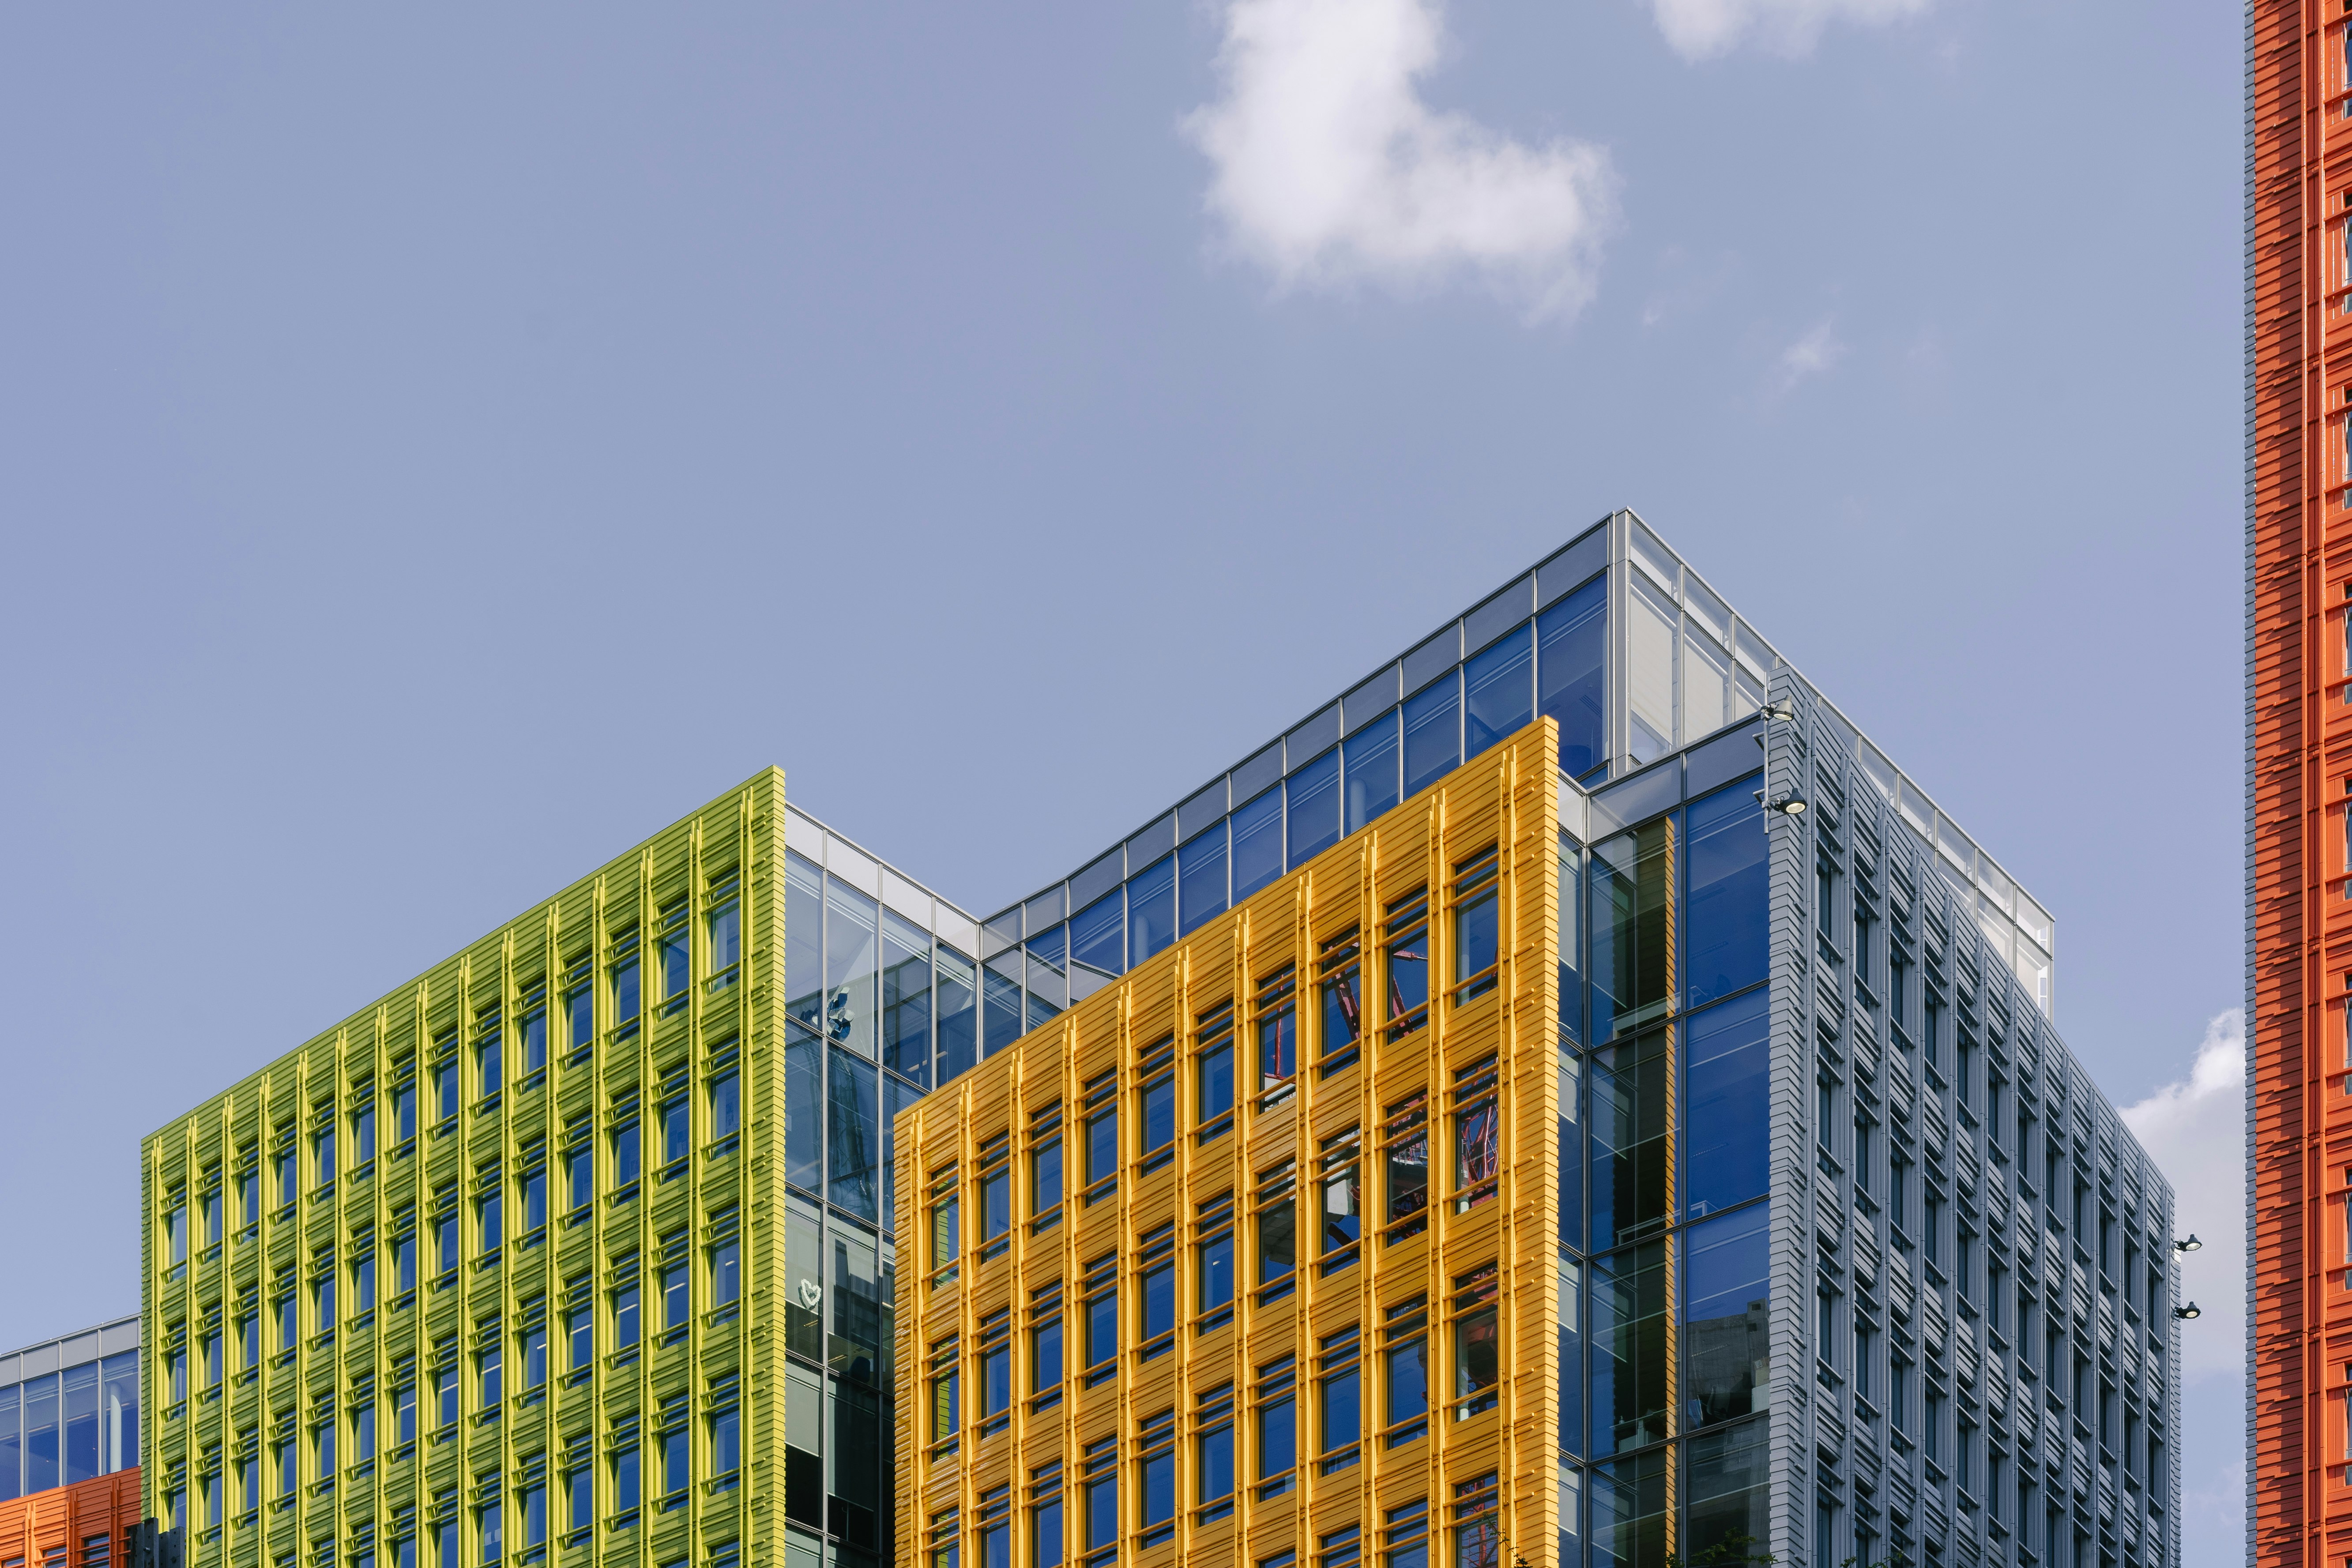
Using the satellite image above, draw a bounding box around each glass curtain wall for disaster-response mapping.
[0,1340,139,1502]
[1564,774,1772,1567]
[778,822,977,1567]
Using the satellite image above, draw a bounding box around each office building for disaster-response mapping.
[2245,6,2352,1562]
[139,785,976,1568]
[0,1318,144,1568]
[900,513,2182,1568]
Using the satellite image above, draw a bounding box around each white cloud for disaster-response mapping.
[1774,317,1844,391]
[1650,0,1930,61]
[2118,1007,2243,1377]
[1183,0,1619,323]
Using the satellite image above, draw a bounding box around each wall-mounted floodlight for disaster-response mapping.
[2173,1302,2201,1320]
[1768,795,1808,816]
[1759,699,1797,722]
[2173,1234,2202,1254]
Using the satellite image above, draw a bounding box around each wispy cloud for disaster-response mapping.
[2118,1007,2244,1565]
[1649,0,1931,61]
[1183,0,1619,323]
[1774,317,1845,391]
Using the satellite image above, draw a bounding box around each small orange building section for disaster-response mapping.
[2249,0,2352,1560]
[0,1469,143,1568]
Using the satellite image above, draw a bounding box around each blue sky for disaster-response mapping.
[0,1,2240,1552]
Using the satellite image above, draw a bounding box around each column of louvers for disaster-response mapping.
[2249,0,2313,1559]
[896,723,1562,1568]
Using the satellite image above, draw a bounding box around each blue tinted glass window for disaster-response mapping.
[23,1376,56,1494]
[785,1029,822,1191]
[1286,750,1341,868]
[1464,625,1534,760]
[1129,856,1178,965]
[1588,1031,1669,1253]
[1402,674,1460,798]
[1559,848,1584,1045]
[1180,824,1229,936]
[883,1071,920,1229]
[881,911,933,1088]
[1589,1241,1668,1457]
[102,1353,136,1477]
[1343,711,1400,835]
[1071,891,1124,981]
[983,961,1024,1057]
[935,945,978,1084]
[1681,1202,1770,1430]
[60,1364,96,1487]
[784,852,825,1035]
[1142,1263,1176,1340]
[1231,788,1284,903]
[1027,926,1067,1021]
[0,1384,18,1501]
[1538,576,1608,779]
[1558,1260,1583,1457]
[1684,992,1770,1220]
[828,1047,880,1221]
[1685,782,1767,1009]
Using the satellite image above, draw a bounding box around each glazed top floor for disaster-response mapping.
[975,510,2061,1021]
[139,771,979,1152]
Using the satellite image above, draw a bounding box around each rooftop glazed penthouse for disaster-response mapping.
[959,514,2062,1089]
[901,514,2179,1568]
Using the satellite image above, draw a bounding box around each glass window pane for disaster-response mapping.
[1684,1417,1772,1560]
[937,945,978,1085]
[1682,1203,1772,1432]
[983,960,1025,1057]
[1403,673,1460,798]
[1179,824,1229,936]
[786,852,825,1036]
[60,1364,97,1486]
[1589,1241,1669,1457]
[1286,749,1341,869]
[882,911,934,1087]
[1684,992,1771,1220]
[1231,788,1284,903]
[1071,891,1124,985]
[884,1072,922,1231]
[1589,822,1673,1045]
[1589,1030,1670,1253]
[1464,624,1534,760]
[1685,783,1767,1009]
[1343,711,1400,835]
[1539,575,1608,779]
[828,1047,881,1221]
[786,1029,822,1192]
[1128,856,1177,966]
[827,876,881,1059]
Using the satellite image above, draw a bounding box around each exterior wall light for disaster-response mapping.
[2173,1234,2201,1253]
[2173,1302,2201,1320]
[1768,796,1807,816]
[1760,699,1797,722]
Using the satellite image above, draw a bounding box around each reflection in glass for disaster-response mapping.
[1626,578,1678,766]
[883,1072,921,1231]
[1128,856,1178,966]
[1344,711,1400,835]
[826,877,881,1058]
[1558,1262,1584,1458]
[103,1353,138,1478]
[1558,1051,1584,1254]
[1684,992,1770,1220]
[936,945,978,1084]
[1539,575,1609,780]
[1589,1242,1669,1456]
[1070,892,1123,990]
[1180,823,1229,936]
[1589,1448,1667,1568]
[1287,749,1341,869]
[785,1027,823,1192]
[1464,625,1534,760]
[831,1226,893,1387]
[881,910,933,1087]
[1685,1418,1772,1562]
[0,1384,17,1501]
[1684,783,1767,1009]
[1590,822,1673,1045]
[982,961,1024,1058]
[1682,1203,1772,1432]
[1402,674,1460,798]
[1025,930,1067,1029]
[1589,1031,1670,1251]
[1232,788,1284,903]
[784,853,825,1035]
[828,1047,880,1221]
[60,1363,97,1485]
